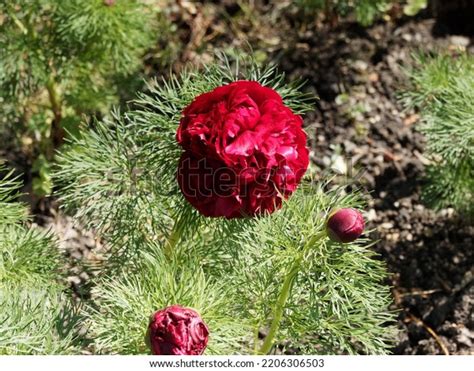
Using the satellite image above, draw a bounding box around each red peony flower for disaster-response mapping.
[326,208,365,243]
[177,80,309,218]
[148,305,209,355]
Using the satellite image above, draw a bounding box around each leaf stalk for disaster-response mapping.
[258,229,327,354]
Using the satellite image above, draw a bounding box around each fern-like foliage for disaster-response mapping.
[401,53,474,216]
[55,54,396,355]
[0,167,79,354]
[0,168,59,284]
[0,168,27,225]
[87,242,251,355]
[86,184,395,355]
[0,0,161,196]
[0,284,80,355]
[297,0,390,26]
[229,185,396,354]
[0,0,155,105]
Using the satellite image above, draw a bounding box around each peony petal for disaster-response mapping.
[224,131,258,157]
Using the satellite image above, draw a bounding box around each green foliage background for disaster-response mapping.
[297,0,390,26]
[0,0,161,195]
[0,168,79,354]
[402,53,474,217]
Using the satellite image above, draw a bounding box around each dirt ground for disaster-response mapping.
[3,1,473,355]
[274,16,473,355]
[270,8,473,355]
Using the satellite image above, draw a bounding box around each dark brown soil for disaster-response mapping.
[274,12,474,355]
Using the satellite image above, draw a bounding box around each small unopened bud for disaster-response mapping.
[103,0,115,6]
[147,305,209,355]
[326,208,365,243]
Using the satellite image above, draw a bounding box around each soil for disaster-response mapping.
[2,1,473,355]
[273,11,474,355]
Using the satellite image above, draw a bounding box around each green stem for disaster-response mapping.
[258,229,327,355]
[253,323,261,354]
[46,78,64,157]
[258,254,303,355]
[46,79,60,115]
[164,218,183,258]
[7,7,28,34]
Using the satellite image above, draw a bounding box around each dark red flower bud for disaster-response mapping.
[326,208,365,243]
[148,305,209,355]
